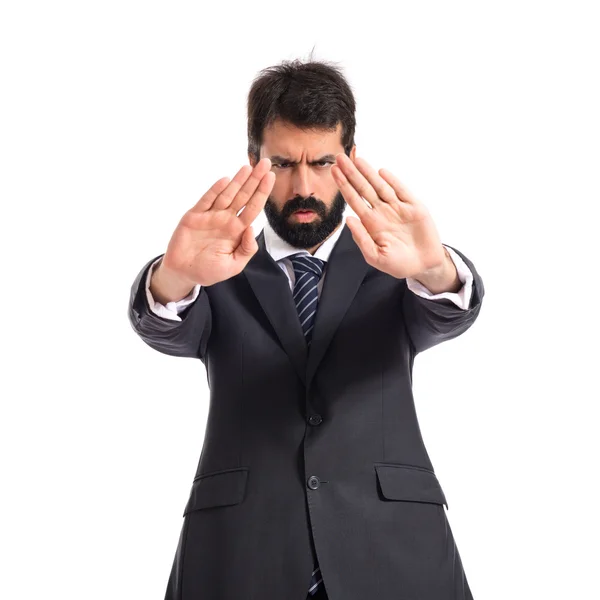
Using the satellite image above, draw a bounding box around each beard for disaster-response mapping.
[263,190,347,250]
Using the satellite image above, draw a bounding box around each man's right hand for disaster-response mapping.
[150,158,275,304]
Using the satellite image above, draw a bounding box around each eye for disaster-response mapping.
[274,161,333,169]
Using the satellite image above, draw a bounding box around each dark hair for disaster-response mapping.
[246,56,356,163]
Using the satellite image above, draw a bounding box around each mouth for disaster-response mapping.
[292,210,317,222]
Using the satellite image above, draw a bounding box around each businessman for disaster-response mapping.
[128,58,484,600]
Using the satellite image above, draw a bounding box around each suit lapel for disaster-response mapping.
[243,223,370,390]
[243,232,308,385]
[304,224,369,389]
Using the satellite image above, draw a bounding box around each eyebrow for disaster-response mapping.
[269,154,337,165]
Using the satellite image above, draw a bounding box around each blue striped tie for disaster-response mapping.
[289,253,325,348]
[289,253,326,596]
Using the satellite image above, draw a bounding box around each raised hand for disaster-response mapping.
[331,154,447,280]
[158,158,275,292]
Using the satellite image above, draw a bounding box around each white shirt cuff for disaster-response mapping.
[405,245,474,311]
[145,257,202,322]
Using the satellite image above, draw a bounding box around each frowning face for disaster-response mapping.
[250,118,356,253]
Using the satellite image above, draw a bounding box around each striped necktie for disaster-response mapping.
[289,253,326,596]
[289,253,325,348]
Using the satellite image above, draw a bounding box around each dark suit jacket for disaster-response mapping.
[128,223,484,600]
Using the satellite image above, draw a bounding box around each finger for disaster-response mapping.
[212,163,256,210]
[331,164,373,220]
[335,153,381,207]
[378,168,418,205]
[190,176,231,213]
[353,157,398,206]
[229,158,273,214]
[238,170,276,228]
[346,216,378,264]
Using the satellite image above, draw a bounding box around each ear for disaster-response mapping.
[349,145,357,162]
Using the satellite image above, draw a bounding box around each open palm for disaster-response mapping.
[331,154,446,279]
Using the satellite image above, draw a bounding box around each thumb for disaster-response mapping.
[233,226,258,263]
[346,216,377,263]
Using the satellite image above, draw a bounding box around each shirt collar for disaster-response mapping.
[263,213,347,264]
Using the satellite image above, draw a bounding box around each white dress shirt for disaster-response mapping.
[145,214,474,322]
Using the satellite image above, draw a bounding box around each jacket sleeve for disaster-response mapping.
[128,254,212,360]
[401,243,484,354]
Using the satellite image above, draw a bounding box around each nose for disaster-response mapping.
[291,163,314,198]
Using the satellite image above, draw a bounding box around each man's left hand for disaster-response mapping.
[331,153,455,286]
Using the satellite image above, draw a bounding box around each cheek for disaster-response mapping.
[319,168,337,186]
[323,178,341,198]
[270,172,289,196]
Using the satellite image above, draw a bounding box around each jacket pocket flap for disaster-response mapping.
[183,467,249,516]
[374,463,448,508]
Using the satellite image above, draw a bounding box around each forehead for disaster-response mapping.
[262,119,343,156]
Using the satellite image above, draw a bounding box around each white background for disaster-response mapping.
[1,1,599,598]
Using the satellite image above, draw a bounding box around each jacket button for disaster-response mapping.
[307,476,320,490]
[308,414,323,426]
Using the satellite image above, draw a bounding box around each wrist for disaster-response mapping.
[413,248,460,294]
[151,259,197,304]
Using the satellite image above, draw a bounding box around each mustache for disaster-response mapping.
[282,196,326,218]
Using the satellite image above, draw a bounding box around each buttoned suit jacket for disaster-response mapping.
[128,223,485,600]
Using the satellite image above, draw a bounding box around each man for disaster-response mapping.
[128,58,484,600]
